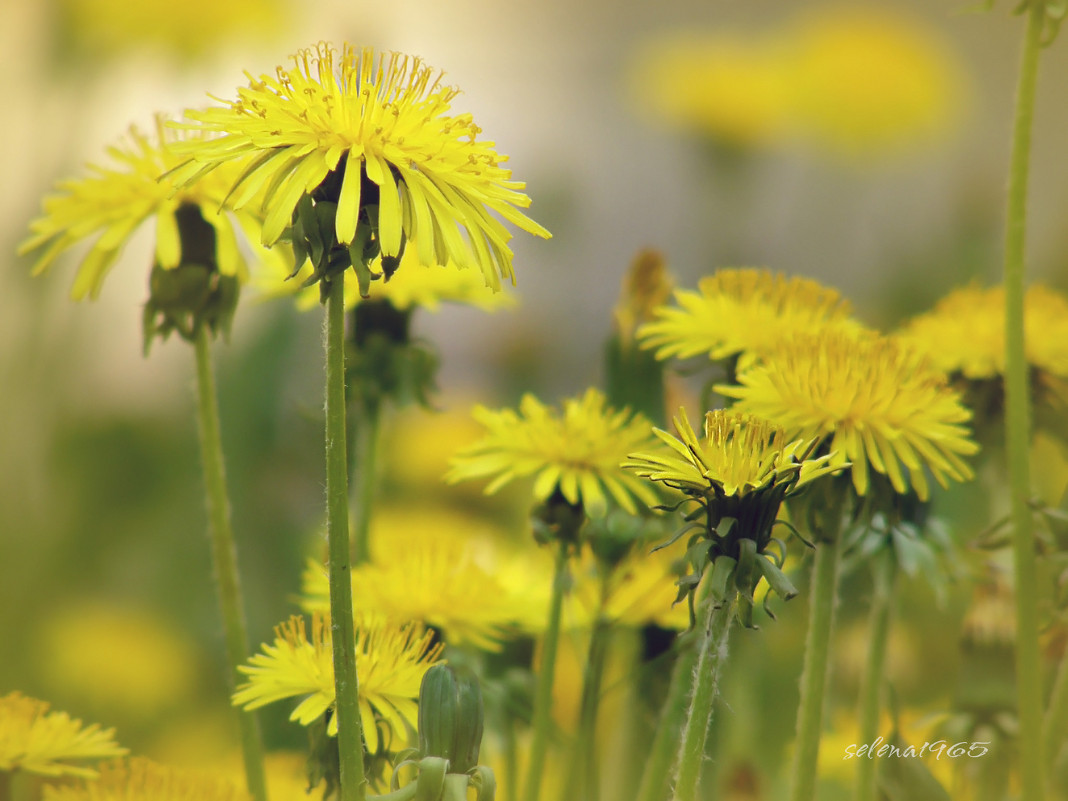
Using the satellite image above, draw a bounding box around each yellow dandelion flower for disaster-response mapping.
[33,603,199,721]
[624,408,837,501]
[786,7,966,159]
[19,116,265,300]
[629,32,794,147]
[300,522,524,651]
[446,388,660,517]
[897,283,1068,381]
[171,43,549,290]
[232,614,443,753]
[638,269,856,367]
[717,330,979,501]
[255,245,514,313]
[0,692,127,778]
[42,758,248,801]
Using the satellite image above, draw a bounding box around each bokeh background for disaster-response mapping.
[3,0,1068,795]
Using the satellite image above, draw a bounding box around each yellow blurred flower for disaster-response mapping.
[255,245,515,313]
[447,388,660,517]
[0,692,127,779]
[638,268,855,368]
[19,116,264,300]
[897,283,1068,381]
[301,514,527,651]
[232,614,443,753]
[171,43,549,290]
[630,7,965,159]
[717,330,978,500]
[33,603,200,721]
[785,7,965,159]
[42,758,248,801]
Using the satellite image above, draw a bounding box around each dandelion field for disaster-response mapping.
[4,2,1068,801]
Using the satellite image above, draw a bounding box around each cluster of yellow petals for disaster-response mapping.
[0,692,127,778]
[171,43,549,288]
[623,408,837,500]
[19,117,261,300]
[447,388,660,517]
[232,614,443,753]
[897,283,1068,380]
[638,268,855,367]
[718,330,978,500]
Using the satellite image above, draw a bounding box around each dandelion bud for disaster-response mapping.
[417,664,485,774]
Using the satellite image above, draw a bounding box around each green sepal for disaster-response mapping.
[754,553,799,602]
[414,757,448,801]
[468,766,496,801]
[417,665,485,774]
[708,554,737,602]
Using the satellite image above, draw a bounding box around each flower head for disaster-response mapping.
[0,692,127,778]
[446,388,660,517]
[897,283,1068,381]
[300,515,526,651]
[232,614,443,753]
[638,269,855,367]
[19,116,262,300]
[42,758,249,801]
[171,43,549,292]
[717,330,979,501]
[624,408,837,503]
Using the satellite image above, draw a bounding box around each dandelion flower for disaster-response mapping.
[897,283,1068,381]
[0,692,127,778]
[300,522,524,651]
[624,408,837,510]
[19,116,263,300]
[638,269,856,368]
[447,388,660,517]
[171,43,549,291]
[42,758,248,801]
[717,330,979,500]
[232,614,443,753]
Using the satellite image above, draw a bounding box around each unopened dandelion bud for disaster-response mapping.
[417,664,485,774]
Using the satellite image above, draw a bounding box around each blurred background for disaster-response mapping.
[2,0,1068,794]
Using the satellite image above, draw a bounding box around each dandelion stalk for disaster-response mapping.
[524,541,570,801]
[324,272,367,801]
[192,324,268,801]
[1002,4,1047,799]
[789,513,845,801]
[1046,656,1068,770]
[561,608,611,801]
[672,589,737,801]
[635,631,702,801]
[349,393,382,565]
[853,554,897,801]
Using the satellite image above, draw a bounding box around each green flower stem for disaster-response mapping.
[192,325,268,801]
[672,589,737,801]
[349,394,382,564]
[635,635,701,801]
[853,555,897,801]
[789,532,844,801]
[975,749,1011,801]
[523,541,570,801]
[560,611,611,801]
[1003,5,1047,800]
[325,274,367,801]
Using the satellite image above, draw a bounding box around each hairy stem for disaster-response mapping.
[789,534,843,801]
[672,590,737,801]
[192,325,268,801]
[523,542,570,801]
[349,395,381,565]
[853,555,897,801]
[325,274,367,801]
[1003,5,1047,800]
